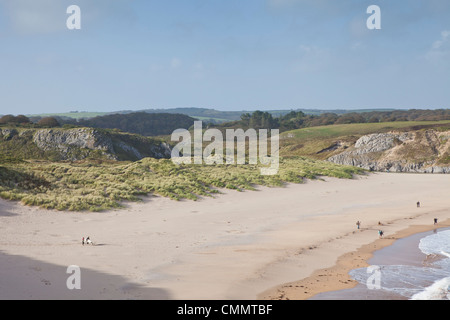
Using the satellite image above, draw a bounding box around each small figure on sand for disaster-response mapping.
[356,221,361,230]
[378,230,384,238]
[417,201,420,208]
[82,236,93,245]
[434,218,438,225]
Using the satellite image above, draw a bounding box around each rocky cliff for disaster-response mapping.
[0,127,171,161]
[327,129,450,173]
[33,128,116,160]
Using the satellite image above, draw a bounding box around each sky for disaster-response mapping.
[0,0,449,115]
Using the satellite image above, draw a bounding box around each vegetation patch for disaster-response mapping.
[279,121,450,159]
[0,157,363,212]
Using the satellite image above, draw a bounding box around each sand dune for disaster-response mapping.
[0,172,449,299]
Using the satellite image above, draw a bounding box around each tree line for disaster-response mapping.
[69,112,195,136]
[0,112,195,136]
[214,109,450,132]
[1,108,449,136]
[0,115,60,127]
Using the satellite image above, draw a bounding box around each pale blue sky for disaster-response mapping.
[0,0,449,115]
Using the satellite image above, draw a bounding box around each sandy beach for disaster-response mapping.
[0,172,449,300]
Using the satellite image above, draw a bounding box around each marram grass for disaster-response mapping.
[0,157,364,212]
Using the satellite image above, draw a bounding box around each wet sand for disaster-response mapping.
[260,222,450,300]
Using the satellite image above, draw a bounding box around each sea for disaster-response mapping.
[311,227,450,300]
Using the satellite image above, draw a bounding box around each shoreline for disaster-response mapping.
[1,172,449,300]
[259,219,450,300]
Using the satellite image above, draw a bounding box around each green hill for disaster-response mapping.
[280,120,450,159]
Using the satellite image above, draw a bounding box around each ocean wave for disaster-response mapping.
[411,277,450,300]
[419,230,450,256]
[349,229,450,300]
[349,265,450,299]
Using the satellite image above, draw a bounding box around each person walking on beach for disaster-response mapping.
[356,221,361,230]
[82,237,85,246]
[434,218,438,225]
[378,230,384,239]
[417,201,420,208]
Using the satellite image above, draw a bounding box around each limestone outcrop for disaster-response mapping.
[1,127,171,161]
[327,130,450,173]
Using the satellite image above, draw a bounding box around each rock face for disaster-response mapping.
[33,128,115,158]
[30,128,171,161]
[0,128,19,141]
[328,130,450,173]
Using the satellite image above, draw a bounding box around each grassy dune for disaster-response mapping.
[0,157,363,212]
[5,120,448,212]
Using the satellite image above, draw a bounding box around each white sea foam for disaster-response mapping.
[349,265,449,298]
[410,277,450,300]
[412,229,450,300]
[349,229,450,300]
[418,230,450,256]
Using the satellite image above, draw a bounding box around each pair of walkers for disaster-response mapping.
[82,236,92,245]
[356,221,384,238]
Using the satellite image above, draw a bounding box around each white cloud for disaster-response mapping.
[432,30,450,49]
[426,30,450,63]
[1,0,67,34]
[291,45,331,73]
[0,0,135,34]
[171,58,182,69]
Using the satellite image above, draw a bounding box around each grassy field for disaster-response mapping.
[0,157,363,212]
[280,121,450,159]
[191,116,232,123]
[282,121,450,140]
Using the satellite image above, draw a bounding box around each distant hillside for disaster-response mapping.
[63,112,196,137]
[0,127,171,162]
[26,111,108,121]
[280,121,450,173]
[23,108,450,137]
[27,108,245,123]
[25,107,401,124]
[212,109,450,133]
[118,107,400,122]
[132,108,245,123]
